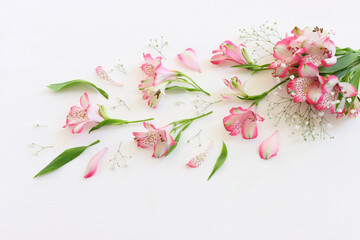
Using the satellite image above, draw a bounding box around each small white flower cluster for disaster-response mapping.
[267,95,334,141]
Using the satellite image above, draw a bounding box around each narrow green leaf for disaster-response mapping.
[47,79,109,99]
[207,142,228,181]
[34,140,100,178]
[318,53,359,74]
[89,118,154,133]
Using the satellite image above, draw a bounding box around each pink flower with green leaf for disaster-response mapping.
[221,76,248,99]
[139,53,210,108]
[133,112,213,158]
[223,107,264,139]
[63,92,104,134]
[211,40,250,65]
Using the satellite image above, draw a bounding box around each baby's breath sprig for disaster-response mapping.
[187,129,202,147]
[108,141,132,168]
[239,21,282,63]
[267,95,334,141]
[31,142,54,155]
[112,98,130,111]
[148,36,168,60]
[193,95,222,115]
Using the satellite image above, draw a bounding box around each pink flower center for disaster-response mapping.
[142,63,156,76]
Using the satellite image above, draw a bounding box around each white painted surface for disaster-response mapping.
[1,0,360,239]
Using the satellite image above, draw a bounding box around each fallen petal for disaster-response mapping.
[259,131,279,160]
[84,147,108,179]
[177,48,201,73]
[187,141,213,168]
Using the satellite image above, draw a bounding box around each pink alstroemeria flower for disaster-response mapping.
[177,48,201,73]
[287,63,325,105]
[140,53,162,77]
[84,147,108,179]
[273,34,304,63]
[259,131,279,160]
[221,76,248,99]
[133,122,176,158]
[140,53,178,86]
[63,93,104,134]
[314,75,358,113]
[271,33,305,78]
[300,27,337,67]
[211,40,250,65]
[223,107,264,139]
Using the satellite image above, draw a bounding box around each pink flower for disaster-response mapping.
[287,63,326,105]
[84,147,108,179]
[223,107,264,139]
[221,76,248,99]
[133,122,176,158]
[140,53,162,77]
[269,60,297,78]
[211,40,250,65]
[300,27,337,67]
[140,53,178,85]
[63,92,104,134]
[314,75,358,115]
[273,34,304,63]
[259,131,279,160]
[177,48,201,73]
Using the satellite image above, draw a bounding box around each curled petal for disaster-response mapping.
[72,121,89,134]
[298,63,319,78]
[321,56,337,67]
[177,48,201,73]
[80,92,90,109]
[153,141,171,158]
[259,131,279,160]
[84,147,108,179]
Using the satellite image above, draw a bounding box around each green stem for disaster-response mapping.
[89,118,154,133]
[170,111,213,126]
[238,78,290,105]
[126,118,154,124]
[178,73,210,96]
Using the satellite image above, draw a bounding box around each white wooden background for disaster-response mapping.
[1,0,360,239]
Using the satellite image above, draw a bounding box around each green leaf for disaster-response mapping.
[318,53,359,74]
[34,140,100,178]
[165,86,200,92]
[207,142,228,181]
[47,79,109,99]
[89,118,154,133]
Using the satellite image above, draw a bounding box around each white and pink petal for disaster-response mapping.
[84,147,108,179]
[259,131,279,160]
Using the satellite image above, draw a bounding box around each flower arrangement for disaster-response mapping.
[34,24,360,180]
